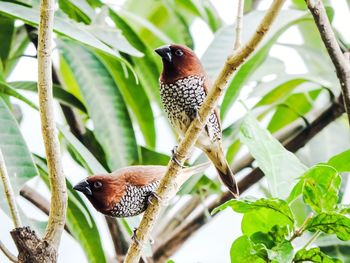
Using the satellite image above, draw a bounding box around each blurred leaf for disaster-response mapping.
[328,149,350,172]
[140,146,169,165]
[230,235,266,263]
[36,158,106,263]
[109,9,161,104]
[178,174,220,196]
[9,81,87,113]
[60,127,106,174]
[294,248,342,263]
[239,112,307,198]
[302,164,341,213]
[58,0,92,24]
[58,39,139,170]
[306,213,350,241]
[0,81,38,109]
[0,98,37,194]
[3,25,29,78]
[96,52,156,148]
[0,15,14,68]
[0,2,132,57]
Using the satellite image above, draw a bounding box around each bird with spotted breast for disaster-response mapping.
[155,44,239,197]
[73,162,209,217]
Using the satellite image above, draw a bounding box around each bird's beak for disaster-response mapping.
[154,45,172,62]
[73,179,92,196]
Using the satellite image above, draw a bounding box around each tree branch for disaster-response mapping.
[37,0,67,248]
[0,149,22,228]
[234,0,245,50]
[305,0,350,125]
[153,96,345,262]
[124,1,286,262]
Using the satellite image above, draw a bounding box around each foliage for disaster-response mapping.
[0,0,349,262]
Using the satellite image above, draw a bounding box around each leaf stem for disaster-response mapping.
[0,149,22,228]
[289,213,313,242]
[123,0,286,262]
[303,230,321,249]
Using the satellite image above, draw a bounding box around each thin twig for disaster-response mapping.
[303,230,321,249]
[0,149,22,228]
[234,0,245,50]
[305,0,350,125]
[37,0,67,248]
[124,1,286,262]
[0,240,17,263]
[289,213,314,242]
[153,97,345,262]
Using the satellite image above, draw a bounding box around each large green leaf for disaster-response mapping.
[96,52,156,148]
[0,81,38,109]
[230,235,266,263]
[0,2,140,57]
[328,149,350,172]
[302,165,341,214]
[58,40,139,170]
[306,213,350,241]
[0,98,37,194]
[239,112,307,198]
[294,248,342,263]
[0,15,14,69]
[9,81,87,113]
[35,157,106,263]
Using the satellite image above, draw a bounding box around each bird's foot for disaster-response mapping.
[132,228,155,246]
[194,106,203,125]
[171,146,186,168]
[148,191,168,206]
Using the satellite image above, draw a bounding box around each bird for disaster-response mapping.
[154,44,239,197]
[73,162,209,217]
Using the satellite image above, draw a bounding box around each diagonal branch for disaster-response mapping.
[37,0,67,248]
[0,240,17,263]
[153,96,345,262]
[234,0,245,50]
[124,0,286,262]
[305,0,350,125]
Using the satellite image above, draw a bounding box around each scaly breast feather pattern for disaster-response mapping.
[160,75,221,141]
[110,181,160,217]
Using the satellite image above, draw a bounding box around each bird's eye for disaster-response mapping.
[174,49,183,56]
[94,181,102,189]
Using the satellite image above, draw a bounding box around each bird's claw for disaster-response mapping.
[171,146,186,168]
[194,106,203,125]
[132,228,155,246]
[148,191,168,206]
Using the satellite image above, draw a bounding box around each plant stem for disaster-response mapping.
[0,149,21,228]
[123,1,286,262]
[289,213,313,242]
[234,0,245,50]
[305,0,350,125]
[0,240,17,263]
[37,0,67,248]
[303,230,321,249]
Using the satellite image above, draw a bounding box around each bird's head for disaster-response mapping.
[155,44,204,82]
[73,175,125,215]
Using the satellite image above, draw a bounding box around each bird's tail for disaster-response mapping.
[174,162,211,188]
[203,143,239,198]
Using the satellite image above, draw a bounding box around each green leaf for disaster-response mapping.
[306,213,350,241]
[267,240,294,263]
[58,0,93,24]
[213,198,294,235]
[230,235,266,263]
[140,146,169,165]
[328,149,350,172]
[58,39,139,170]
[0,98,37,194]
[294,248,342,263]
[0,2,134,57]
[9,81,87,113]
[36,158,106,263]
[0,81,38,109]
[96,52,156,148]
[0,15,14,68]
[239,112,307,198]
[302,164,341,213]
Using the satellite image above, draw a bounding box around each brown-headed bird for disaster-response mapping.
[155,44,239,197]
[73,163,209,217]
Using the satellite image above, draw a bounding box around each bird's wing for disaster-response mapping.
[122,166,167,187]
[203,77,222,132]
